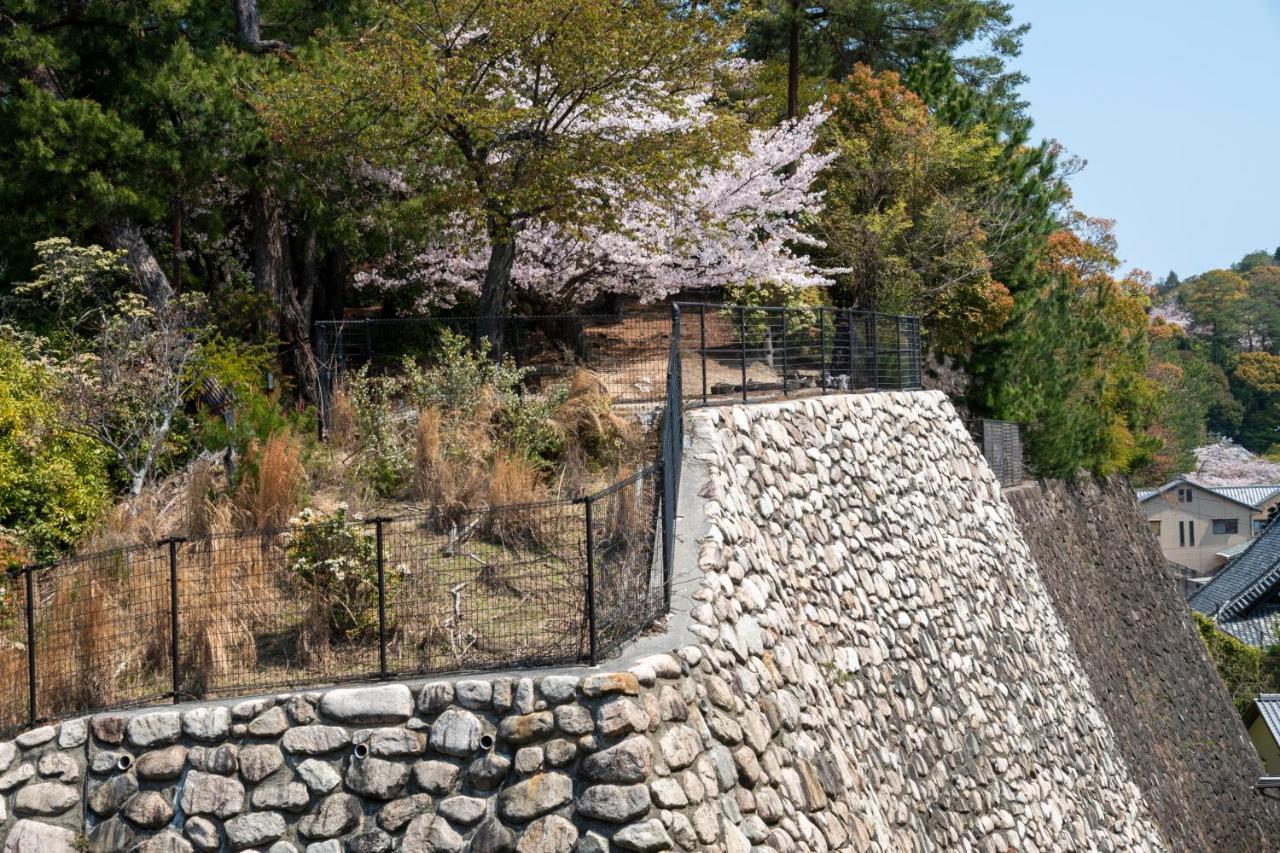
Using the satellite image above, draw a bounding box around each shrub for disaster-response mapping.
[1194,611,1280,714]
[286,506,404,642]
[400,330,525,414]
[344,367,413,495]
[0,333,111,558]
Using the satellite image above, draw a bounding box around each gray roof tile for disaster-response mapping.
[1189,519,1280,617]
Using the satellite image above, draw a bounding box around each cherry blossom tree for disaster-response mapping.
[351,104,836,313]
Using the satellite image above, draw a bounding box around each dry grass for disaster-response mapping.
[327,382,358,448]
[484,453,554,548]
[234,430,307,530]
[414,408,488,517]
[554,370,638,472]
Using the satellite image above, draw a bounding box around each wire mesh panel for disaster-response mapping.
[26,544,172,729]
[584,466,665,660]
[381,504,587,677]
[673,303,924,404]
[316,313,675,407]
[0,571,31,734]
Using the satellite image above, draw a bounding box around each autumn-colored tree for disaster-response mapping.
[1182,269,1248,366]
[815,65,1011,350]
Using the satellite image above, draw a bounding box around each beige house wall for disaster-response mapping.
[1250,716,1280,775]
[1142,486,1257,574]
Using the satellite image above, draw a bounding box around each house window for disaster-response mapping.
[1179,521,1185,547]
[1213,518,1240,535]
[1189,521,1196,546]
[1149,520,1161,537]
[1178,487,1194,503]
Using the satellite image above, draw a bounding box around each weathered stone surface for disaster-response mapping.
[14,781,78,816]
[515,815,577,853]
[122,789,174,828]
[649,777,688,808]
[183,816,221,851]
[296,758,341,794]
[0,763,32,791]
[377,793,433,832]
[132,830,194,853]
[581,735,651,784]
[612,819,673,852]
[497,772,573,820]
[513,746,543,774]
[37,750,81,782]
[189,744,238,775]
[88,773,138,816]
[182,707,231,742]
[225,810,286,849]
[538,676,578,705]
[57,719,88,749]
[86,816,135,853]
[595,698,649,737]
[15,726,54,748]
[437,794,486,825]
[347,829,393,853]
[91,714,128,745]
[429,708,482,756]
[497,711,553,745]
[658,725,700,771]
[180,770,246,818]
[0,742,15,774]
[403,814,462,853]
[466,752,511,791]
[239,743,284,783]
[319,684,413,725]
[413,759,461,795]
[417,682,454,714]
[3,819,78,853]
[297,792,362,839]
[364,727,425,757]
[470,817,516,853]
[282,725,351,755]
[135,745,187,781]
[248,706,290,737]
[552,704,593,736]
[127,712,182,747]
[580,673,639,698]
[253,781,310,811]
[454,680,493,709]
[575,783,650,823]
[345,756,409,799]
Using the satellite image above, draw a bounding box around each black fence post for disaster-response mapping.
[363,319,373,366]
[871,313,881,389]
[699,305,708,406]
[583,496,598,666]
[819,307,827,391]
[374,517,388,679]
[166,537,184,703]
[738,306,748,403]
[24,566,35,727]
[780,308,788,396]
[846,309,856,388]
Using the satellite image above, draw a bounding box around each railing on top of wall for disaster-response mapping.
[1,303,921,738]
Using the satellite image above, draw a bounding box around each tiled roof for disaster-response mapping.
[1217,539,1255,560]
[1220,612,1280,647]
[1136,477,1280,510]
[1189,519,1280,617]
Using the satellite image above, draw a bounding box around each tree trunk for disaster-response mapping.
[476,226,518,358]
[103,221,174,311]
[232,0,288,52]
[787,0,800,120]
[252,188,320,403]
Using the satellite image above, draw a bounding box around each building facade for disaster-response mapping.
[1137,478,1280,576]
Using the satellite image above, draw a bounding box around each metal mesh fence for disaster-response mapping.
[673,303,922,404]
[0,498,631,738]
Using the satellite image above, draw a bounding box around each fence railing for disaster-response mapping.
[0,468,671,737]
[1,301,920,736]
[969,419,1027,486]
[672,303,923,404]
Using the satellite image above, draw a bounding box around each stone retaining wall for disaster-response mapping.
[0,392,1212,851]
[1007,477,1280,851]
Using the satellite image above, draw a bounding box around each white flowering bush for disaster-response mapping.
[285,506,403,642]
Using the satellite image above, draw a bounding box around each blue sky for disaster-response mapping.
[1010,0,1280,279]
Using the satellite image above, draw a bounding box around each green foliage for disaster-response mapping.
[1180,269,1248,367]
[0,333,111,559]
[1194,612,1280,715]
[286,506,404,641]
[190,336,314,469]
[399,332,526,414]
